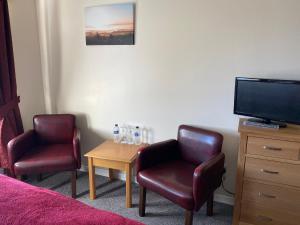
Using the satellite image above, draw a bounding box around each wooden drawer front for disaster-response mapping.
[245,157,300,187]
[247,137,300,160]
[241,202,300,225]
[242,180,300,214]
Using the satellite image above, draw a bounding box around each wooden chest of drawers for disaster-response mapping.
[233,119,300,225]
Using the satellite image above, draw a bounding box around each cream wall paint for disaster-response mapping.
[37,0,300,200]
[8,0,46,130]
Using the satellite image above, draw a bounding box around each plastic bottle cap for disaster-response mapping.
[136,126,139,128]
[115,124,118,126]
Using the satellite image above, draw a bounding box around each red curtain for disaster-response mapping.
[0,0,23,169]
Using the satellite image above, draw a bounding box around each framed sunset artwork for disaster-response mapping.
[85,3,135,45]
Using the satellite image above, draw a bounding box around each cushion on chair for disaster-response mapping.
[137,160,197,210]
[14,144,76,175]
[34,114,75,145]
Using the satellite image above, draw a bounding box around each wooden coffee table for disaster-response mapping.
[84,140,146,208]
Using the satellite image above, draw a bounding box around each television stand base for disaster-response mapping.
[243,118,287,129]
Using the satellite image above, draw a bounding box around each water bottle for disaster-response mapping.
[147,128,153,144]
[142,127,148,144]
[134,126,141,145]
[113,124,120,143]
[126,126,134,145]
[120,125,127,144]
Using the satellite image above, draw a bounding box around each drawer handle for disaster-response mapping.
[260,169,279,174]
[256,215,273,222]
[263,146,282,151]
[259,192,276,199]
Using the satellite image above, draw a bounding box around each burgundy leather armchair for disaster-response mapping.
[136,125,225,225]
[7,114,81,198]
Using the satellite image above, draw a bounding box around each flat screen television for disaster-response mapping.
[234,77,300,126]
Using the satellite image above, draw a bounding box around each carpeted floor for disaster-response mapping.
[1,170,233,225]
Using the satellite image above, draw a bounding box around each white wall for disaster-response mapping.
[8,0,46,130]
[37,0,300,201]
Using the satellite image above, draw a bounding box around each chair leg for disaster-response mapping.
[6,169,15,178]
[139,186,146,217]
[3,168,9,175]
[71,170,77,198]
[37,174,42,182]
[207,193,214,217]
[21,175,29,180]
[185,210,193,225]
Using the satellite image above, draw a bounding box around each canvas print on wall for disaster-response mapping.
[85,3,135,45]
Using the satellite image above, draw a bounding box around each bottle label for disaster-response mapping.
[113,131,119,134]
[134,132,139,137]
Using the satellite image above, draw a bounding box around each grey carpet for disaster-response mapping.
[1,170,233,225]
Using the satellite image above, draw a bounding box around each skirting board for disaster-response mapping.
[80,166,234,206]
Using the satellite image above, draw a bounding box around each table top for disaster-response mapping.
[84,140,147,163]
[239,118,300,141]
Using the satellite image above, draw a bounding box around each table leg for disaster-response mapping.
[88,157,96,200]
[125,163,132,208]
[108,168,114,181]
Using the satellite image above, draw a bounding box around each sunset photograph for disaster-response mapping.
[85,3,135,45]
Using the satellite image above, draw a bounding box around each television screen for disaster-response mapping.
[234,77,300,125]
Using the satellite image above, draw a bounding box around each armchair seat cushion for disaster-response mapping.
[14,144,76,175]
[137,160,197,210]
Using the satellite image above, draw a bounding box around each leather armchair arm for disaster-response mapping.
[7,130,37,169]
[73,128,81,169]
[136,139,179,174]
[193,152,225,210]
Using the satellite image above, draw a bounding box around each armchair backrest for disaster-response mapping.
[177,125,223,165]
[33,114,75,145]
